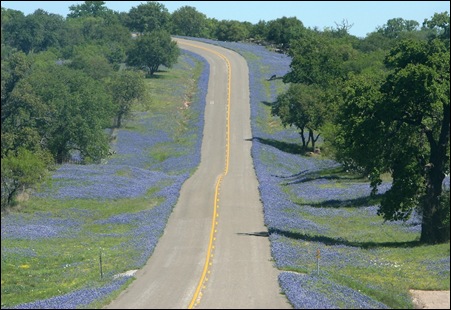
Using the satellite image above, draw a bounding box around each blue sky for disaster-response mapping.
[1,1,449,38]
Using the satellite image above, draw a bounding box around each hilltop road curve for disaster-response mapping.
[105,38,291,309]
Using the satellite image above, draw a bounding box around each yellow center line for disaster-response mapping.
[179,41,231,309]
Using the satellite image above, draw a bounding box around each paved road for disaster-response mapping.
[105,38,291,309]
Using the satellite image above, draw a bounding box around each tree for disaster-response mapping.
[332,38,450,244]
[109,70,146,127]
[1,148,49,208]
[127,30,180,77]
[69,44,115,80]
[331,19,354,38]
[67,1,112,19]
[126,1,171,33]
[2,9,65,54]
[279,30,359,150]
[59,16,132,65]
[250,20,269,42]
[376,17,420,39]
[267,16,304,48]
[171,6,209,37]
[1,51,33,129]
[422,11,450,46]
[11,63,113,163]
[283,30,356,86]
[215,20,250,42]
[271,83,326,150]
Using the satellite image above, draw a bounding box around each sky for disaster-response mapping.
[1,1,449,38]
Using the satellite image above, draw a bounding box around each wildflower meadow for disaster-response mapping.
[1,50,209,309]
[1,37,449,309]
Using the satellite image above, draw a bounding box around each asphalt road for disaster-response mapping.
[105,38,291,309]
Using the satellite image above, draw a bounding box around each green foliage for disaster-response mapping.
[69,44,115,80]
[1,51,41,157]
[422,11,450,47]
[250,20,269,41]
[376,17,420,39]
[14,63,113,163]
[267,16,304,47]
[109,70,146,127]
[1,51,33,111]
[2,9,65,54]
[126,1,171,33]
[215,20,250,42]
[127,30,180,77]
[272,83,326,149]
[332,38,450,244]
[283,30,357,86]
[67,1,112,19]
[1,148,50,208]
[171,6,209,38]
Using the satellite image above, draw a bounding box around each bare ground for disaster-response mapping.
[410,290,450,309]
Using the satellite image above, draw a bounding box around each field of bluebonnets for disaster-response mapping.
[2,37,450,309]
[1,50,209,309]
[187,37,450,309]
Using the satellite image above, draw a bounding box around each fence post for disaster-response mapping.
[99,248,103,279]
[316,248,320,275]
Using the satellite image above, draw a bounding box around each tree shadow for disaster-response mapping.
[247,136,304,155]
[236,231,269,237]
[266,74,284,81]
[146,69,170,79]
[268,227,421,249]
[296,193,385,209]
[278,166,366,186]
[275,167,386,209]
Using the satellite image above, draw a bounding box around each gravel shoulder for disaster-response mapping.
[410,290,450,309]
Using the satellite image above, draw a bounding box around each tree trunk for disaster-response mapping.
[420,130,449,242]
[299,128,306,148]
[420,167,448,243]
[7,185,17,206]
[309,129,315,150]
[308,129,321,151]
[117,113,123,128]
[420,99,449,244]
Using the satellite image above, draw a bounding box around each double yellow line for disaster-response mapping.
[180,41,231,309]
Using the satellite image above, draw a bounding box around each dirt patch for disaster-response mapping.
[410,290,450,309]
[16,191,29,202]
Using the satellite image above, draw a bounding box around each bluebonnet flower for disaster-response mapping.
[9,277,131,309]
[278,272,389,309]
[1,213,82,240]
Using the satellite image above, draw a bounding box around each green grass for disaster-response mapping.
[1,187,166,308]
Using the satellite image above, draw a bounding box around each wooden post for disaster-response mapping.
[316,248,320,275]
[99,249,103,279]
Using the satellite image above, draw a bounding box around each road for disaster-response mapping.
[105,38,291,309]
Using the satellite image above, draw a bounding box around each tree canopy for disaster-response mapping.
[126,1,171,33]
[330,38,449,244]
[127,30,180,77]
[171,6,209,37]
